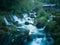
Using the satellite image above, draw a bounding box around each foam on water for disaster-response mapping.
[4,13,54,45]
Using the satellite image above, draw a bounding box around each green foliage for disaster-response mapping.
[0,0,19,14]
[0,16,4,26]
[54,37,60,45]
[0,0,44,15]
[34,9,50,27]
[45,21,56,33]
[45,14,60,45]
[0,0,29,14]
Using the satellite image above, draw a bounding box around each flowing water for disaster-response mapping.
[4,12,54,45]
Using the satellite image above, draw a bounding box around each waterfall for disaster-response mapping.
[4,17,11,25]
[3,12,54,45]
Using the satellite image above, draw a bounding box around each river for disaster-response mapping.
[4,12,54,45]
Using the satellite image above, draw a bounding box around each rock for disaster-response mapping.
[36,21,43,28]
[25,22,29,25]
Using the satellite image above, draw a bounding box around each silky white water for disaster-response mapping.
[4,13,54,45]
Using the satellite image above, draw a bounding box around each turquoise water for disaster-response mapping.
[4,13,54,45]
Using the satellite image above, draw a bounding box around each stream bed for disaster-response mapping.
[4,13,54,45]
